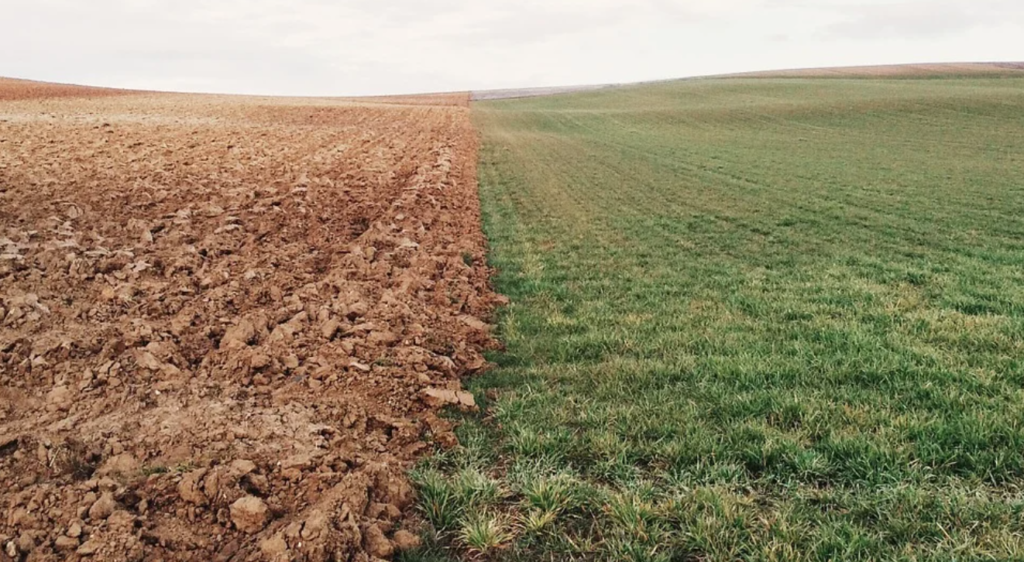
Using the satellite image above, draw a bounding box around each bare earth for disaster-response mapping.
[0,79,498,561]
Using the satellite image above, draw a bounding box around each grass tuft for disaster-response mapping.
[459,511,512,555]
[521,476,572,514]
[413,469,465,533]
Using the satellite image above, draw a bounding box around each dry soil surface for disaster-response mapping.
[0,79,499,561]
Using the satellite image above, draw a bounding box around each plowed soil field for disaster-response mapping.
[0,79,498,561]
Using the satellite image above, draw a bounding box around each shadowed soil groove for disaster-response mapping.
[0,80,499,561]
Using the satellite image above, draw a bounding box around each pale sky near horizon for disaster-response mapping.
[2,0,1021,96]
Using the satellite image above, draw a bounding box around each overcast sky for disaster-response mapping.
[2,0,1021,96]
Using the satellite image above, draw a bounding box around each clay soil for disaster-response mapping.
[0,79,499,561]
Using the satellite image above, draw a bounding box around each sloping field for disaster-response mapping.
[418,77,1024,560]
[727,62,1024,78]
[473,63,1024,103]
[0,80,499,561]
[0,78,134,102]
[471,85,614,102]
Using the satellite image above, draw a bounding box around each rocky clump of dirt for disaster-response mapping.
[0,82,496,561]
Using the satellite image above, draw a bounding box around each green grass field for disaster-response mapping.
[408,76,1024,561]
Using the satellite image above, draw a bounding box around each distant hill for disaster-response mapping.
[0,77,133,101]
[471,84,616,101]
[470,63,1024,102]
[7,62,1023,104]
[720,62,1024,79]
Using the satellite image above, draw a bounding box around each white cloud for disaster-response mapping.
[0,0,1020,96]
